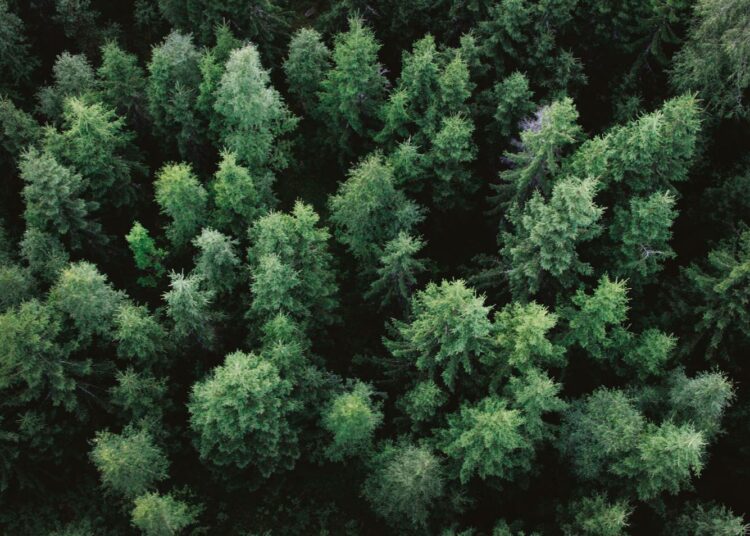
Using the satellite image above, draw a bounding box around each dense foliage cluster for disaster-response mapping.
[0,1,749,534]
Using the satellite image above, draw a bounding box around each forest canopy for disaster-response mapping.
[1,0,749,534]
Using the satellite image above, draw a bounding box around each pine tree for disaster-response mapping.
[487,301,562,374]
[210,151,275,237]
[672,0,750,120]
[681,229,750,359]
[97,41,147,121]
[131,492,198,536]
[560,495,632,536]
[363,442,445,529]
[188,351,299,477]
[365,232,427,311]
[146,31,202,157]
[609,191,677,283]
[192,228,240,295]
[44,97,141,208]
[113,303,167,365]
[501,176,603,297]
[154,163,207,249]
[195,23,241,130]
[439,396,530,483]
[428,113,477,206]
[568,95,700,193]
[318,18,387,155]
[47,261,125,345]
[19,148,95,249]
[248,202,338,329]
[0,1,37,98]
[386,280,493,390]
[284,28,331,114]
[562,275,630,360]
[37,52,95,122]
[214,44,298,174]
[126,222,166,288]
[329,153,424,269]
[321,381,383,461]
[90,426,168,498]
[163,271,215,346]
[493,98,581,210]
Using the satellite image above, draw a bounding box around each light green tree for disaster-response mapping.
[321,382,383,461]
[568,95,700,193]
[114,303,168,365]
[131,492,198,536]
[560,494,632,536]
[154,163,207,249]
[386,280,493,390]
[439,396,530,483]
[363,443,444,529]
[210,151,275,237]
[44,97,141,208]
[90,427,168,498]
[248,202,338,329]
[562,275,630,360]
[47,261,125,345]
[192,228,240,295]
[502,177,603,297]
[188,351,299,477]
[486,301,562,374]
[163,271,215,346]
[214,43,298,174]
[126,222,166,288]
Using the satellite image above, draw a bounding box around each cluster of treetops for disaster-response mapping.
[1,0,750,534]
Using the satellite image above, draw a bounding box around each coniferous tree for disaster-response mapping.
[163,271,215,346]
[210,151,275,237]
[97,41,148,122]
[188,351,299,478]
[131,492,198,536]
[502,176,603,297]
[37,52,96,123]
[318,17,388,156]
[126,222,166,288]
[44,97,142,209]
[213,44,298,174]
[248,202,338,329]
[146,31,202,158]
[0,1,36,98]
[329,153,424,270]
[365,232,427,311]
[321,381,383,461]
[154,163,207,249]
[363,442,445,530]
[386,280,493,391]
[20,148,96,250]
[192,228,240,295]
[90,427,168,498]
[283,28,331,115]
